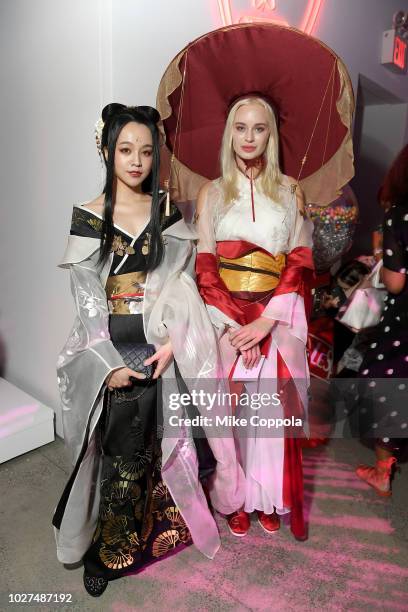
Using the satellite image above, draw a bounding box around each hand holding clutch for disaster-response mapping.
[143,340,173,380]
[105,367,146,390]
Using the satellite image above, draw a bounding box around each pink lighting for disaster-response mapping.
[239,15,289,26]
[299,0,324,35]
[253,0,276,9]
[311,515,395,535]
[217,0,325,34]
[217,0,233,26]
[0,404,39,439]
[0,416,36,439]
[242,0,288,26]
[394,35,407,71]
[0,404,38,426]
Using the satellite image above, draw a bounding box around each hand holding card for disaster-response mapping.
[232,355,265,381]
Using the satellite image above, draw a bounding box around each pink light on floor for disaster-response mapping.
[304,490,384,504]
[106,446,407,609]
[312,515,395,535]
[303,476,371,491]
[303,466,358,480]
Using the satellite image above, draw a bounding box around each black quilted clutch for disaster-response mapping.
[115,343,156,379]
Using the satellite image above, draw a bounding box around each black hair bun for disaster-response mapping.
[137,106,161,124]
[101,103,161,125]
[101,103,127,122]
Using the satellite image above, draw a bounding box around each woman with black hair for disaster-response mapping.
[355,144,408,496]
[52,104,244,596]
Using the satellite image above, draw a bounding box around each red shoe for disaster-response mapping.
[227,511,250,537]
[257,511,280,534]
[356,457,397,497]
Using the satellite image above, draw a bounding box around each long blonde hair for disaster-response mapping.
[220,96,283,204]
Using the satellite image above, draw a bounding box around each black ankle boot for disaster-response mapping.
[83,571,108,597]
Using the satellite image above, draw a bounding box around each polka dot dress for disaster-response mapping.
[357,204,408,440]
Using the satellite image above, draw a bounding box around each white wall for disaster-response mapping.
[316,0,408,106]
[108,0,408,107]
[111,0,215,104]
[351,102,408,254]
[0,0,113,434]
[1,0,407,437]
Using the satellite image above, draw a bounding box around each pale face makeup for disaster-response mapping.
[113,122,153,190]
[232,102,271,161]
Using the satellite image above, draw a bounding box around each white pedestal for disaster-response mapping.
[0,378,55,463]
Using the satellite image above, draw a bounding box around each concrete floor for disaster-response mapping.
[0,438,407,612]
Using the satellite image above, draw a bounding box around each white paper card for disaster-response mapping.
[232,355,265,381]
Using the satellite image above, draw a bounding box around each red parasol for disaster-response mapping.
[157,23,354,206]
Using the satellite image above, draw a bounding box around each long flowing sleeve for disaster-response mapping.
[262,195,315,344]
[144,230,246,558]
[195,182,246,331]
[65,259,125,366]
[57,240,125,464]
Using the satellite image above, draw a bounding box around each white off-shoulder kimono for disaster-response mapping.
[54,213,245,564]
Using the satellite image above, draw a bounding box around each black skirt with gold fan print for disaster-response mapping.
[68,204,190,579]
[83,355,191,580]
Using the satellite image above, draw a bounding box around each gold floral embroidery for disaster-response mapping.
[71,208,89,228]
[111,235,135,256]
[71,208,103,233]
[142,232,150,256]
[88,217,103,232]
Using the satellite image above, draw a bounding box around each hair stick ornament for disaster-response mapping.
[95,117,105,160]
[163,175,171,217]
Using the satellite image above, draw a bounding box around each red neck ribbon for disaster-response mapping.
[236,155,265,223]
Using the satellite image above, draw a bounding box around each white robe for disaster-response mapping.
[54,216,245,564]
[197,175,313,514]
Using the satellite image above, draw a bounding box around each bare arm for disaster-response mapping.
[380,267,406,294]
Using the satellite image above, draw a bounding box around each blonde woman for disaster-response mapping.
[195,96,314,540]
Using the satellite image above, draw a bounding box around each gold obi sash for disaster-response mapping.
[219,250,286,293]
[105,271,146,315]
